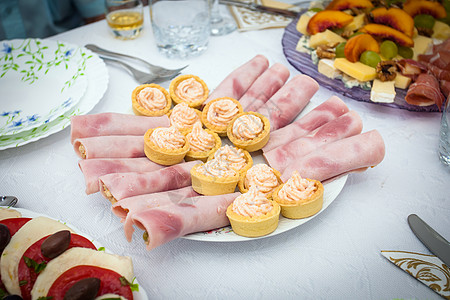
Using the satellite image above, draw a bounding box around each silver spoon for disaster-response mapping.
[0,196,18,207]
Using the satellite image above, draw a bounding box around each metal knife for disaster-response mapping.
[407,214,450,267]
[218,0,302,18]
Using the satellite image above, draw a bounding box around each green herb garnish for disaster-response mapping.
[23,256,47,273]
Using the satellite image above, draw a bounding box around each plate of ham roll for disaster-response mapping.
[0,207,147,300]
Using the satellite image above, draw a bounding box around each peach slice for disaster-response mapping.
[344,33,380,62]
[326,0,374,11]
[307,10,354,35]
[360,24,414,47]
[371,7,415,37]
[403,0,447,19]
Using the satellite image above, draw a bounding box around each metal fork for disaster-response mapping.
[85,44,188,77]
[101,57,180,84]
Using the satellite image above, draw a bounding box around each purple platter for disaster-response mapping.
[281,17,440,112]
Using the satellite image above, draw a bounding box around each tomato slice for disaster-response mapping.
[48,265,133,300]
[0,217,32,236]
[18,233,97,300]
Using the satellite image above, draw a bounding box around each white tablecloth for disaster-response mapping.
[1,5,449,299]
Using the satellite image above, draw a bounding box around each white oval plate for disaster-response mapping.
[11,207,148,300]
[0,39,89,135]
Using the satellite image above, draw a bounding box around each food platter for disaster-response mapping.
[281,16,440,113]
[9,207,147,300]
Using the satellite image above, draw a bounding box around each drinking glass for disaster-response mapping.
[210,0,237,36]
[105,0,144,40]
[150,0,210,59]
[439,96,450,165]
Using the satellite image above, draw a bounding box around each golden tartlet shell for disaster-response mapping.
[272,179,324,219]
[238,167,283,199]
[226,200,281,238]
[227,112,271,152]
[131,84,171,117]
[169,75,209,108]
[207,147,253,175]
[144,128,190,166]
[167,106,203,134]
[184,128,222,163]
[190,163,240,195]
[201,97,243,136]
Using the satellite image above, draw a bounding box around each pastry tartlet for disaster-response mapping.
[208,145,253,175]
[131,84,171,117]
[226,186,281,238]
[169,74,209,108]
[168,103,203,133]
[190,159,240,195]
[185,122,222,162]
[238,164,282,199]
[227,112,270,152]
[202,97,243,136]
[272,171,324,219]
[144,126,189,166]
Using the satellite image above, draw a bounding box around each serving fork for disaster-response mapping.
[85,44,187,77]
[101,57,180,84]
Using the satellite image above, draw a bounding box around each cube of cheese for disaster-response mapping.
[370,79,396,103]
[412,35,433,60]
[394,72,411,89]
[318,59,341,79]
[296,14,311,35]
[309,30,346,49]
[333,58,377,82]
[432,20,450,40]
[344,14,365,32]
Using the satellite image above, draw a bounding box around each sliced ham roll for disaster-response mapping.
[263,96,349,152]
[239,63,290,112]
[100,161,199,203]
[405,73,445,109]
[131,192,240,250]
[78,158,165,195]
[206,55,269,104]
[280,130,386,182]
[70,112,169,144]
[111,186,199,241]
[73,135,144,159]
[264,111,363,173]
[257,74,319,131]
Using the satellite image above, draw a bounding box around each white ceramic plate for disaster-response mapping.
[12,207,148,300]
[0,45,108,150]
[0,39,89,135]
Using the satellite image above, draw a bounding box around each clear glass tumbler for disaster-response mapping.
[150,0,210,59]
[439,96,450,165]
[105,0,144,40]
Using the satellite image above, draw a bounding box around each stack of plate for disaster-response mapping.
[0,38,109,150]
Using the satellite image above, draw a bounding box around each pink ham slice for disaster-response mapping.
[99,161,199,203]
[239,63,290,112]
[111,186,199,241]
[262,95,349,152]
[70,112,169,144]
[73,135,144,159]
[131,192,240,250]
[206,55,269,104]
[256,74,319,131]
[280,130,385,182]
[78,158,165,195]
[405,73,445,109]
[264,110,363,173]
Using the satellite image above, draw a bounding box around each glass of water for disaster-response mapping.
[105,0,144,40]
[150,0,210,59]
[439,96,450,165]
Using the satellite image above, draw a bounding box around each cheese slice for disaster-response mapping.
[318,59,341,79]
[0,207,21,220]
[432,20,450,40]
[394,72,411,89]
[309,30,346,49]
[370,79,396,103]
[412,35,433,60]
[333,58,377,82]
[296,14,311,35]
[344,14,365,32]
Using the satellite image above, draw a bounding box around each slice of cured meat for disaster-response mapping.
[70,112,170,144]
[424,62,450,81]
[405,73,445,109]
[256,74,319,131]
[78,158,165,195]
[131,192,240,250]
[279,130,386,182]
[73,136,144,159]
[441,80,450,98]
[99,161,199,203]
[206,55,269,103]
[264,111,363,173]
[239,63,290,112]
[263,96,349,152]
[419,50,450,71]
